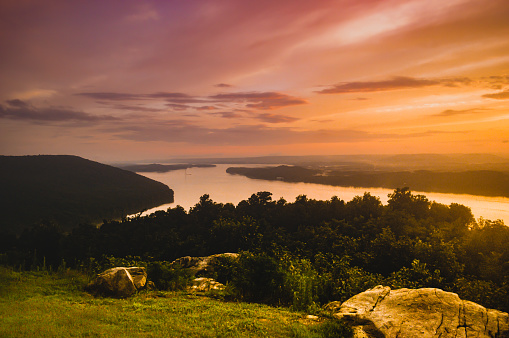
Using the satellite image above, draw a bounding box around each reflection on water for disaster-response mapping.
[134,164,509,224]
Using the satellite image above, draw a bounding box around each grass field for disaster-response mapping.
[0,266,350,337]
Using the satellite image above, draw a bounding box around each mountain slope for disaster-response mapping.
[0,155,174,233]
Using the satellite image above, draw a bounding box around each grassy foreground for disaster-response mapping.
[0,266,348,337]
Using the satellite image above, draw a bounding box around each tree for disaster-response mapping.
[387,187,430,219]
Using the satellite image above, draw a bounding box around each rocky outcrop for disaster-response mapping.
[190,277,226,292]
[170,253,238,276]
[87,267,147,298]
[329,285,509,338]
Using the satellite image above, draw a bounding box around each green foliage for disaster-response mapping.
[94,255,146,273]
[209,253,239,284]
[453,277,509,311]
[387,259,443,289]
[225,252,290,304]
[146,261,193,291]
[0,267,310,338]
[290,319,353,338]
[312,319,353,338]
[313,253,383,304]
[3,187,509,313]
[0,155,174,234]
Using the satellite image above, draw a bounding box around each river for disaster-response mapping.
[134,164,509,224]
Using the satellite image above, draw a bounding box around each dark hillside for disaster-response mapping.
[0,155,174,233]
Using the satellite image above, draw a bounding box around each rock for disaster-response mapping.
[125,267,147,290]
[327,285,509,338]
[190,277,225,292]
[170,253,238,276]
[87,266,147,298]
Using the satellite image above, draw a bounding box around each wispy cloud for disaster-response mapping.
[77,92,204,104]
[318,76,472,94]
[251,113,300,123]
[209,92,307,110]
[215,83,233,88]
[99,102,165,113]
[482,90,509,100]
[0,100,118,123]
[432,107,490,117]
[210,111,243,119]
[78,90,308,111]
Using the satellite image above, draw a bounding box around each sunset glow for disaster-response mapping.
[1,0,509,162]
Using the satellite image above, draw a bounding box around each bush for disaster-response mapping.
[453,277,509,312]
[387,259,443,289]
[290,319,353,338]
[284,258,320,312]
[146,261,193,291]
[227,252,290,304]
[313,319,353,338]
[209,254,239,284]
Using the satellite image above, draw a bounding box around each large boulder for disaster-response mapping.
[87,267,147,298]
[329,285,509,338]
[170,253,238,276]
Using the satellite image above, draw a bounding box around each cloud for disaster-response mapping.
[482,90,509,100]
[78,90,308,111]
[76,91,204,104]
[432,108,490,117]
[6,99,30,108]
[109,122,385,146]
[210,111,244,119]
[102,117,445,147]
[209,91,307,110]
[196,106,217,111]
[252,113,300,123]
[311,119,335,123]
[99,102,165,113]
[317,76,473,94]
[166,103,191,111]
[76,92,143,101]
[215,83,233,88]
[0,100,118,123]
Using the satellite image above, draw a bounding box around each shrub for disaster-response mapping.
[312,319,353,338]
[227,252,290,304]
[146,261,193,291]
[290,319,353,338]
[387,259,443,289]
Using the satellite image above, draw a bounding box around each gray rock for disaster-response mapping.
[87,266,147,298]
[125,267,147,290]
[329,285,509,338]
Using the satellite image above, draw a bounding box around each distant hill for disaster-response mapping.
[120,163,215,173]
[164,153,509,171]
[227,165,509,198]
[0,155,174,234]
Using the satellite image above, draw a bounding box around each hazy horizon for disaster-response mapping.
[1,1,509,162]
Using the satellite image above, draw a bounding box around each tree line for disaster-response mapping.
[1,188,508,312]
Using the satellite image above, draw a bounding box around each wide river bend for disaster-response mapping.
[134,164,509,225]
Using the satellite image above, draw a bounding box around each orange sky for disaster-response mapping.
[1,0,509,162]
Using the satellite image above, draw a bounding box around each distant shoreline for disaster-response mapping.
[120,163,216,173]
[226,165,509,199]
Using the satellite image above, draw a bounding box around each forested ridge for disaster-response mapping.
[227,165,509,197]
[2,188,508,313]
[0,155,174,233]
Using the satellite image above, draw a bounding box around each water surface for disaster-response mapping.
[135,164,509,224]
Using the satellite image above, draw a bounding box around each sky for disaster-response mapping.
[1,0,509,162]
